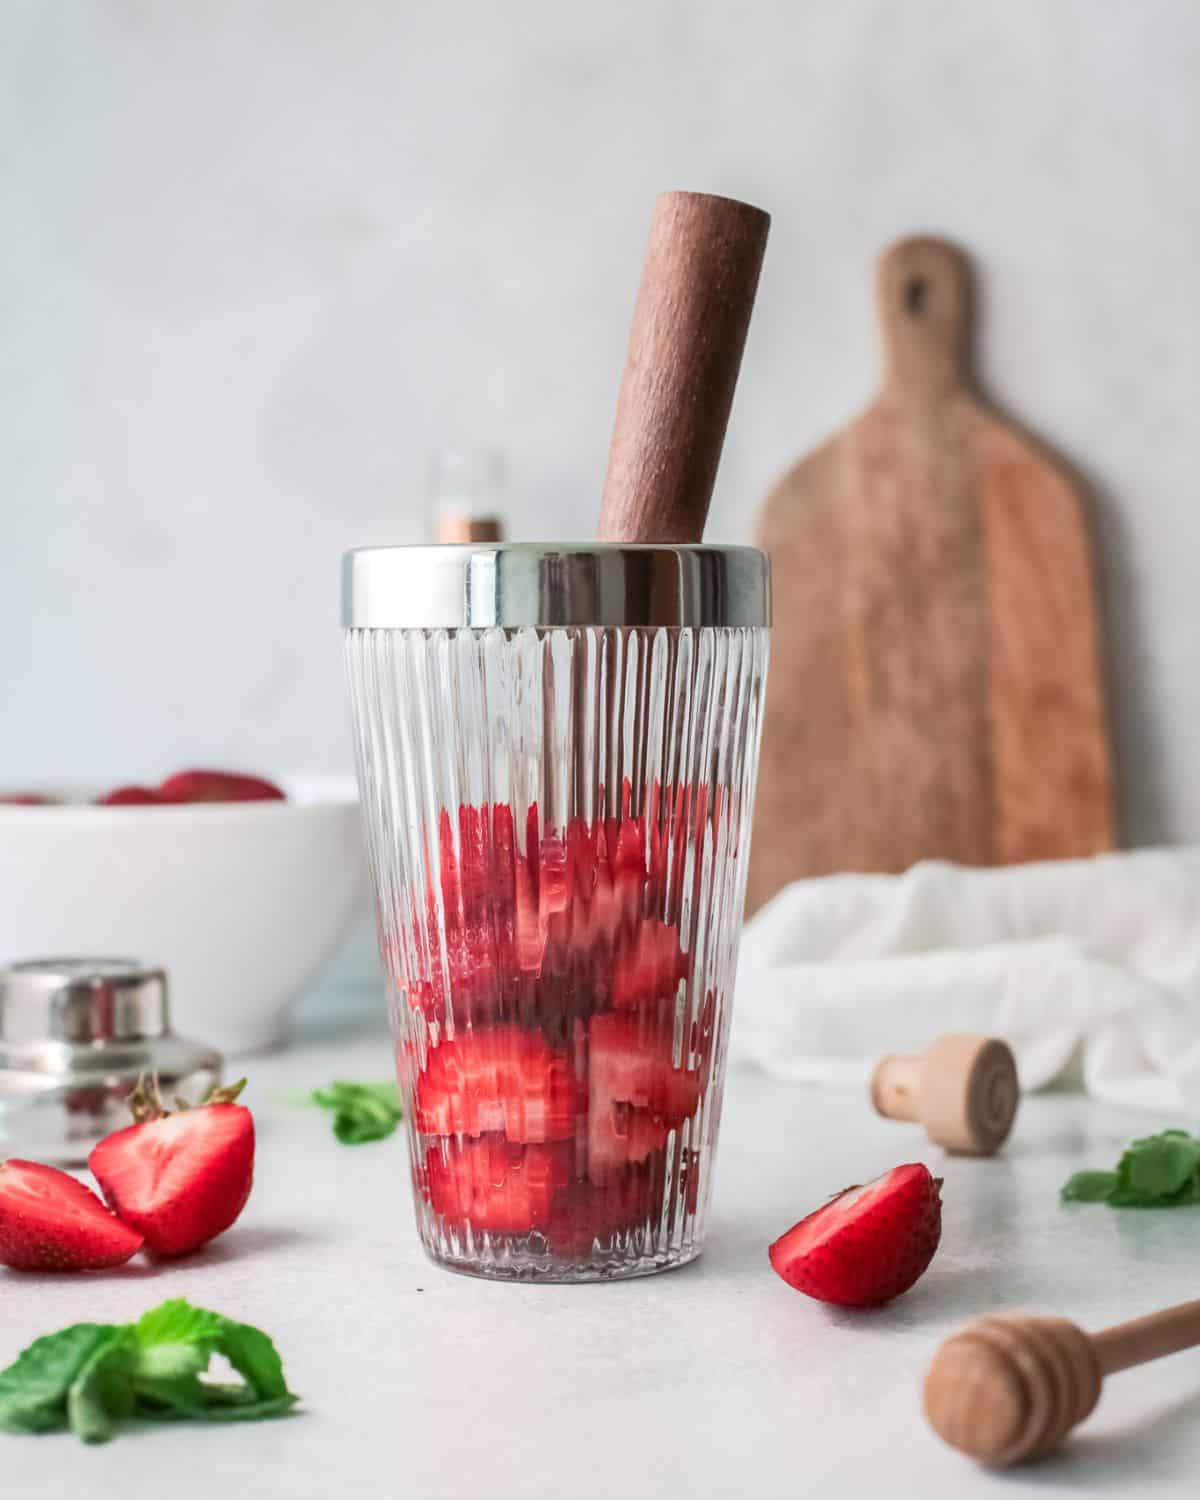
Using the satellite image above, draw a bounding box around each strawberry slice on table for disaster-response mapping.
[415,1026,581,1141]
[0,1160,144,1271]
[425,1138,572,1234]
[89,1078,255,1257]
[768,1163,943,1308]
[156,769,286,803]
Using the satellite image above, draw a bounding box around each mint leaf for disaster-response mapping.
[1062,1129,1200,1208]
[0,1300,298,1442]
[1061,1170,1119,1203]
[134,1298,223,1351]
[67,1331,135,1445]
[131,1301,296,1418]
[308,1080,403,1144]
[1123,1131,1200,1200]
[0,1324,122,1435]
[140,1392,298,1424]
[211,1315,290,1402]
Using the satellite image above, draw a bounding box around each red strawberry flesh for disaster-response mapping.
[89,1102,255,1257]
[405,795,710,1256]
[768,1162,943,1308]
[415,1027,580,1142]
[425,1138,572,1234]
[97,785,161,805]
[0,1159,144,1271]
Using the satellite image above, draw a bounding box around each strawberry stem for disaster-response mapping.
[128,1073,169,1123]
[206,1079,248,1106]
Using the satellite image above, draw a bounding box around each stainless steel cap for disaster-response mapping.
[0,958,170,1046]
[342,543,771,630]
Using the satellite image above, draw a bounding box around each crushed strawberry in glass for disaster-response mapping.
[397,791,724,1278]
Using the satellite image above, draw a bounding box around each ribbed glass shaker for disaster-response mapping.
[343,544,770,1281]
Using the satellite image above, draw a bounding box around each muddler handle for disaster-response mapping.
[597,191,770,545]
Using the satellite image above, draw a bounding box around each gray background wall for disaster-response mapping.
[4,0,1197,847]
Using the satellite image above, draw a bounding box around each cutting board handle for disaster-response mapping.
[877,236,972,400]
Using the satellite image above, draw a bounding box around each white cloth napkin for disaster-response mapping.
[732,850,1200,1116]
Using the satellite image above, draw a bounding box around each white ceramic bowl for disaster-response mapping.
[0,776,369,1054]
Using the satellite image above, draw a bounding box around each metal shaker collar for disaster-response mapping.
[0,959,170,1046]
[342,543,771,630]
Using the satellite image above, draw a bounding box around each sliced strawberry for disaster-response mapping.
[513,857,544,974]
[612,921,689,1008]
[587,1012,700,1182]
[407,798,695,1023]
[587,1101,672,1182]
[89,1081,254,1257]
[589,1013,701,1121]
[414,1027,580,1141]
[157,769,285,804]
[769,1162,943,1308]
[0,793,50,806]
[545,1170,656,1256]
[97,785,161,806]
[425,1138,573,1234]
[0,1160,143,1271]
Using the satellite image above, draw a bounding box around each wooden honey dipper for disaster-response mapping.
[925,1299,1200,1466]
[871,1034,1019,1155]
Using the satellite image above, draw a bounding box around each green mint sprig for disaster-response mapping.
[1062,1129,1200,1208]
[0,1300,298,1444]
[306,1081,404,1144]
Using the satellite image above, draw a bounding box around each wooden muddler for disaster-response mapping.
[924,1299,1200,1466]
[597,192,770,544]
[871,1034,1019,1155]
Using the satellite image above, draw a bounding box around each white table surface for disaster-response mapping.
[3,1000,1199,1498]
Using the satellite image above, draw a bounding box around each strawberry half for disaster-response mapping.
[89,1078,255,1257]
[156,769,286,803]
[0,1160,144,1271]
[768,1163,943,1308]
[414,1026,581,1141]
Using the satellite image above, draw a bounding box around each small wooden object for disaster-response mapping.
[434,516,502,544]
[598,191,770,544]
[748,235,1116,914]
[925,1299,1200,1466]
[871,1034,1018,1155]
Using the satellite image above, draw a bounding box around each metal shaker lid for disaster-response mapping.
[342,543,771,630]
[0,958,223,1166]
[0,958,170,1045]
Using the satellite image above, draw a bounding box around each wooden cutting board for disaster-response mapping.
[746,236,1117,915]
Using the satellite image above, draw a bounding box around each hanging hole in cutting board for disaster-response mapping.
[905,276,927,315]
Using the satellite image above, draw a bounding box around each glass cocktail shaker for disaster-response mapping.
[344,543,770,1281]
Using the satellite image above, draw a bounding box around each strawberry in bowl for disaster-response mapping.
[0,774,366,1053]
